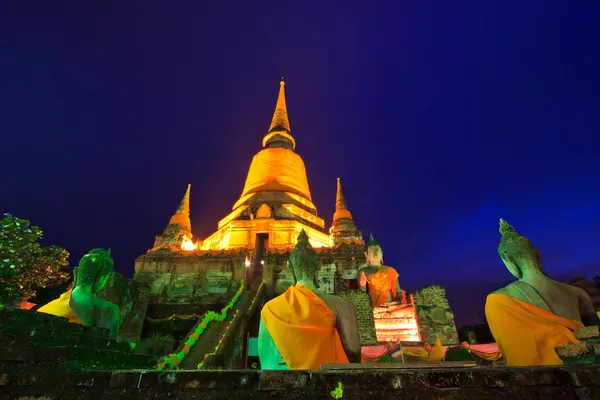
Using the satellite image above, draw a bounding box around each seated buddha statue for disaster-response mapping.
[357,234,403,307]
[258,230,361,369]
[485,219,600,366]
[37,248,121,338]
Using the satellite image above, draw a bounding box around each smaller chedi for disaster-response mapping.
[259,230,361,369]
[38,248,121,338]
[485,219,600,366]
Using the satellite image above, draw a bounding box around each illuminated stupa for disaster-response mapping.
[134,81,459,347]
[200,80,331,251]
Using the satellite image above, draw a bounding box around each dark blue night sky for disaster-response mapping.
[2,1,599,324]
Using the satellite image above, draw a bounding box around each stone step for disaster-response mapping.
[0,320,111,341]
[0,342,156,370]
[0,330,132,353]
[59,347,156,371]
[0,308,110,337]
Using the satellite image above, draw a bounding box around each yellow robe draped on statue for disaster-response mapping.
[37,289,85,325]
[368,266,399,306]
[261,284,349,369]
[485,293,583,366]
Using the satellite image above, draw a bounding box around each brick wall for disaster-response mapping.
[412,285,459,345]
[133,252,246,304]
[0,308,156,371]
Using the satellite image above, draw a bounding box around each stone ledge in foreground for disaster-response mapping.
[1,364,600,400]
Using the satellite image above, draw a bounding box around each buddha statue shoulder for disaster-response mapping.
[38,248,120,337]
[357,233,403,307]
[485,219,599,366]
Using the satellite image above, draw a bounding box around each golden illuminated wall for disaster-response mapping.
[234,148,314,209]
[373,295,421,342]
[200,218,330,251]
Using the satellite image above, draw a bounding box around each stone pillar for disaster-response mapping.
[412,285,459,345]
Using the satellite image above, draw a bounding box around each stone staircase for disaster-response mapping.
[0,307,156,371]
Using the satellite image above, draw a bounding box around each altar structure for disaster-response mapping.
[133,81,459,346]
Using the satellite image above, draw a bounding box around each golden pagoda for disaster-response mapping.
[134,80,459,347]
[200,80,330,251]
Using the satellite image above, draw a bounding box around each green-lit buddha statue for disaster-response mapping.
[38,248,120,338]
[357,234,402,306]
[485,219,599,366]
[258,230,361,369]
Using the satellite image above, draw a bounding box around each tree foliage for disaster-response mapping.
[0,213,70,303]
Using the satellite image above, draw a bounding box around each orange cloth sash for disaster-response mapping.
[261,284,349,369]
[368,266,399,306]
[37,289,85,325]
[485,293,583,366]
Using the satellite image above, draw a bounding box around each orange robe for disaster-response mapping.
[367,265,399,306]
[485,293,583,366]
[37,289,85,325]
[261,284,349,369]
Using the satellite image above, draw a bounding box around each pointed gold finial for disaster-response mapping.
[169,184,192,230]
[269,79,291,133]
[333,177,353,221]
[176,184,191,215]
[262,80,296,150]
[336,177,347,207]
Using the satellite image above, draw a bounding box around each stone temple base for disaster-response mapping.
[1,365,600,399]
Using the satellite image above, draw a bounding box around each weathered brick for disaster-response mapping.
[1,366,599,399]
[557,343,590,358]
[413,286,460,345]
[575,326,600,340]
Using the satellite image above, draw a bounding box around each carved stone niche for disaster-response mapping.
[256,204,272,219]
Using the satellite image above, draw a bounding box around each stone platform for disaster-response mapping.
[0,307,156,371]
[1,365,600,399]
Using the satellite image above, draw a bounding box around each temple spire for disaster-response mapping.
[330,178,362,245]
[335,177,349,214]
[269,80,291,133]
[176,184,191,215]
[333,178,353,221]
[263,80,296,150]
[152,184,195,250]
[168,184,191,230]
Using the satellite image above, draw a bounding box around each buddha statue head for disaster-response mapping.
[73,248,114,293]
[289,230,319,286]
[364,233,383,265]
[498,219,544,279]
